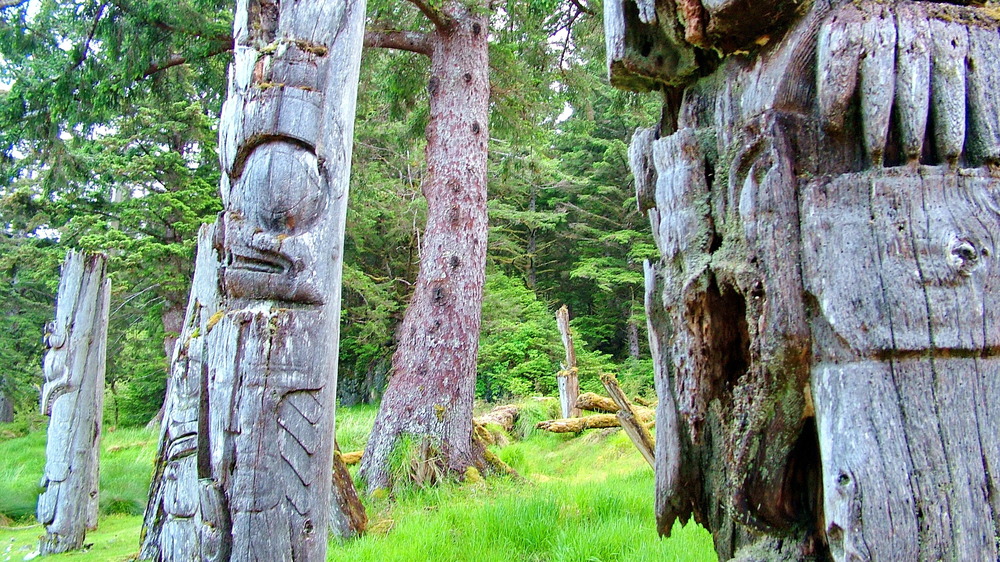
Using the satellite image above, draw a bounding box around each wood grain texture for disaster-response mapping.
[142,0,366,559]
[37,251,110,555]
[615,1,1000,559]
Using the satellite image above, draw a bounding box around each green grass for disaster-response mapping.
[0,403,717,562]
[0,425,156,522]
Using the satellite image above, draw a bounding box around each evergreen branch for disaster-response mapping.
[141,40,233,78]
[407,0,455,32]
[107,0,232,43]
[569,0,595,16]
[364,29,432,56]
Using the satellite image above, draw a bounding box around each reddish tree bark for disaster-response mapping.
[360,0,491,491]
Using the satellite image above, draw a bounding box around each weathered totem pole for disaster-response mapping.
[37,251,110,554]
[610,0,1000,559]
[140,0,367,559]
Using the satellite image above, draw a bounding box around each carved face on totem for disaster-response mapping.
[216,37,346,306]
[221,138,333,305]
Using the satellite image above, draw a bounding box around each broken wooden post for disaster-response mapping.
[600,373,655,468]
[555,305,580,418]
[140,0,367,559]
[140,224,227,560]
[330,443,367,539]
[0,386,12,423]
[37,251,110,555]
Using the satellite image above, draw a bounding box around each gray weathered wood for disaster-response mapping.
[965,25,1000,166]
[930,17,968,164]
[141,0,367,559]
[37,251,110,555]
[0,388,12,423]
[140,224,228,561]
[894,2,930,163]
[816,4,861,135]
[858,4,894,166]
[613,1,1000,559]
[555,305,580,418]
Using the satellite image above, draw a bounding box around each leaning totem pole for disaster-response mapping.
[140,0,366,560]
[37,251,110,554]
[609,0,1000,559]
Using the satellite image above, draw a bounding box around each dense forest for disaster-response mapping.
[0,0,659,425]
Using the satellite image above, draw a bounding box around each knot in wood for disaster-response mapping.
[947,236,981,276]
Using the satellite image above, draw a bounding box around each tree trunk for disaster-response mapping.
[140,0,366,558]
[611,0,1000,559]
[37,251,110,555]
[360,1,491,492]
[555,305,580,418]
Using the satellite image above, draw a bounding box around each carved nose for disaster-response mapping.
[237,141,325,235]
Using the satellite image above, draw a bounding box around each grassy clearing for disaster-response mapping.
[0,403,717,562]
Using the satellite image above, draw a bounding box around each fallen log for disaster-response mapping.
[576,392,655,418]
[340,450,364,466]
[536,414,621,433]
[601,373,656,468]
[576,392,619,413]
[633,396,657,408]
[474,404,519,432]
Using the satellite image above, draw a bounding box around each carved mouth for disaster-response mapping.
[231,253,289,275]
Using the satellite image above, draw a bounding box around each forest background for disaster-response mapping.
[0,0,662,427]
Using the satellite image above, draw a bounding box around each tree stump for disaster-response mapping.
[37,251,110,555]
[140,1,367,559]
[610,0,1000,558]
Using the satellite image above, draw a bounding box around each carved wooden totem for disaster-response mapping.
[37,251,110,555]
[140,1,366,560]
[611,0,1000,559]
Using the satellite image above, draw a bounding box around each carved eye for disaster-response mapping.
[237,141,325,234]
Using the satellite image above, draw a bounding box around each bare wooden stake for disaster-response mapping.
[555,305,580,418]
[37,251,110,555]
[600,373,655,468]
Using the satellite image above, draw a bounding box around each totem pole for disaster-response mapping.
[37,251,110,554]
[610,0,1000,559]
[140,0,367,559]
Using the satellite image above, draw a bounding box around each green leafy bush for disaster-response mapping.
[477,271,562,401]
